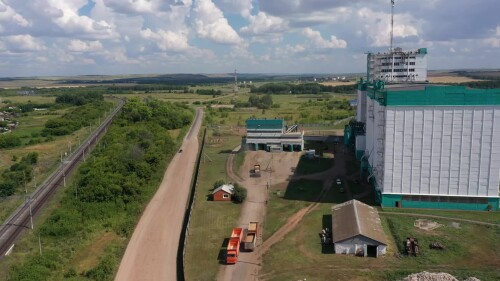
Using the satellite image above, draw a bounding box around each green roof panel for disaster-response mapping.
[246,119,284,129]
[368,85,500,106]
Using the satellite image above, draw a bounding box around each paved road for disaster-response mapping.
[114,108,203,281]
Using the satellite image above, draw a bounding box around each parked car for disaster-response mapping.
[336,178,342,185]
[339,187,345,193]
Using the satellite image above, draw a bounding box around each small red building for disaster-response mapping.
[212,184,234,201]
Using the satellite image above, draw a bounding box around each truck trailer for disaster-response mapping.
[226,228,243,264]
[242,222,259,251]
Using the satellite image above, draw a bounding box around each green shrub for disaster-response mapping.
[232,183,247,203]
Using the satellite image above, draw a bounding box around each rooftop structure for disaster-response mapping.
[367,47,427,83]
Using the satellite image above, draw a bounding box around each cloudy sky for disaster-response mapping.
[0,0,499,77]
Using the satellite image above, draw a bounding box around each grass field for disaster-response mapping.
[184,128,244,281]
[264,179,323,241]
[261,204,500,281]
[380,208,500,225]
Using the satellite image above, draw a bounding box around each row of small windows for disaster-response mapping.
[402,195,489,204]
[381,68,416,72]
[381,62,416,66]
[380,75,418,78]
[380,56,416,60]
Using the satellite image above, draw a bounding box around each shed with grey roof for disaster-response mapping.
[331,200,387,257]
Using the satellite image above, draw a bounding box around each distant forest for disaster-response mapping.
[250,82,356,94]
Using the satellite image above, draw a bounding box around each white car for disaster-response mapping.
[336,178,342,185]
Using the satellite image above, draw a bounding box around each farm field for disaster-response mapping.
[427,75,484,83]
[260,203,500,281]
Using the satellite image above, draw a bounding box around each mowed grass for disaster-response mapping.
[184,129,244,281]
[380,208,500,225]
[261,204,500,281]
[264,179,323,241]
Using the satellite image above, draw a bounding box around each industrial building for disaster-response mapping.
[245,119,304,152]
[366,47,428,83]
[345,82,500,211]
[332,200,387,257]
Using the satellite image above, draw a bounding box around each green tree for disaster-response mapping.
[232,183,247,203]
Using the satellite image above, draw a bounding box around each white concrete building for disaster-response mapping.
[245,119,303,152]
[346,83,500,210]
[367,47,427,83]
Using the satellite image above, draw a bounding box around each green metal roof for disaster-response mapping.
[367,85,500,106]
[246,119,284,129]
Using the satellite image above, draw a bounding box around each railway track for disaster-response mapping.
[0,97,125,259]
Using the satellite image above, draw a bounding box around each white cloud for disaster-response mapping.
[68,40,103,52]
[213,0,253,17]
[240,12,288,35]
[104,0,162,14]
[357,7,419,47]
[192,0,242,44]
[275,44,306,58]
[449,47,456,53]
[302,28,347,48]
[483,37,500,48]
[0,1,30,27]
[140,28,191,52]
[3,34,44,52]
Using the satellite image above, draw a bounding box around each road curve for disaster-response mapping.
[114,108,203,281]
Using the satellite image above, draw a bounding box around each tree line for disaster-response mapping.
[8,99,194,280]
[250,82,357,95]
[42,102,112,136]
[0,152,38,197]
[55,92,104,106]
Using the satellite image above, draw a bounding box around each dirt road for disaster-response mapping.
[218,146,349,281]
[114,108,203,281]
[217,151,303,281]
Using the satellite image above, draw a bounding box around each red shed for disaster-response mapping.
[212,184,234,201]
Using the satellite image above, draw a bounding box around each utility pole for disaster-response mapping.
[28,196,33,230]
[38,234,42,255]
[390,0,395,81]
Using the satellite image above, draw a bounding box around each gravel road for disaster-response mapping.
[114,108,203,281]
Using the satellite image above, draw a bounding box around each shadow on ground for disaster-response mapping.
[321,214,334,254]
[217,238,230,264]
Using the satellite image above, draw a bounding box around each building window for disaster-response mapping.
[223,194,230,199]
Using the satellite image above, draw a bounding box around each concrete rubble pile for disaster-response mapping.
[401,272,480,281]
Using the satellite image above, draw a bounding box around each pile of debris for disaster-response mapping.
[318,228,331,245]
[429,242,445,250]
[405,237,419,256]
[400,271,480,281]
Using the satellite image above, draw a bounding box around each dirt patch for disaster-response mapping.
[319,81,357,86]
[239,151,302,185]
[414,219,442,231]
[427,76,483,83]
[72,232,119,272]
